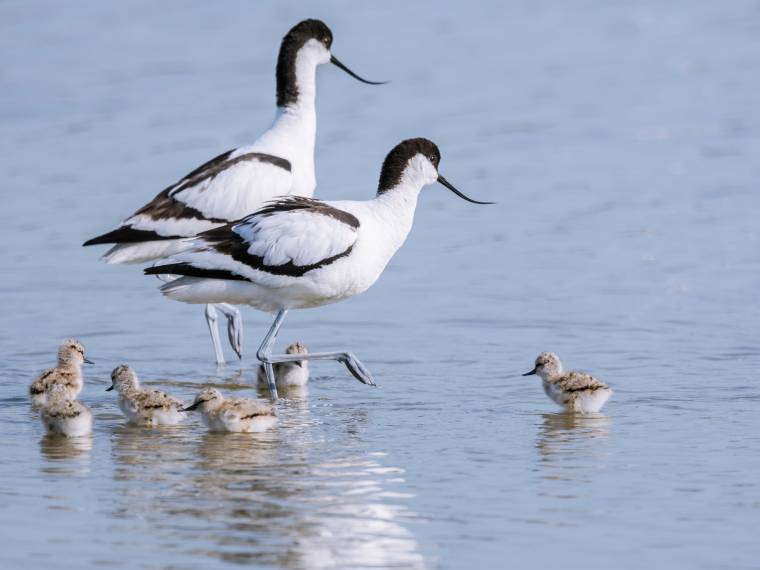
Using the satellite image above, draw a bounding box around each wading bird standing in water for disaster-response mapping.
[29,339,93,407]
[146,138,492,400]
[40,384,93,437]
[106,364,186,426]
[523,352,613,413]
[182,388,278,433]
[83,19,385,366]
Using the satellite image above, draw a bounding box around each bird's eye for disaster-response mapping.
[322,37,330,45]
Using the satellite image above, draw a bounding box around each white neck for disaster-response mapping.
[254,51,320,196]
[372,183,423,255]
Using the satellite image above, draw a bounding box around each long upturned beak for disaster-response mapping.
[330,55,387,85]
[438,175,494,205]
[105,384,114,391]
[84,358,94,365]
[180,402,201,412]
[522,367,537,376]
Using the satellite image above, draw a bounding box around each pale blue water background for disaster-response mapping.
[1,1,759,568]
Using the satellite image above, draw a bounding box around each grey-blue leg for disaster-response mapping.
[216,303,243,359]
[256,309,376,402]
[205,303,243,366]
[205,304,226,366]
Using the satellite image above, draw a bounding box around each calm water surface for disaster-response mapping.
[1,1,759,568]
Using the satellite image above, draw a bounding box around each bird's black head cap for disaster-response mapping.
[276,19,333,107]
[377,138,440,194]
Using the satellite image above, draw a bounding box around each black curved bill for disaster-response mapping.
[438,175,494,205]
[180,402,201,412]
[84,358,94,365]
[522,367,537,376]
[105,385,114,391]
[330,55,387,85]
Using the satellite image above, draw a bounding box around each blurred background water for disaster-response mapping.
[1,1,759,568]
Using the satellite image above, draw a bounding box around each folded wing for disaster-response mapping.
[84,149,293,245]
[558,371,608,392]
[145,197,360,284]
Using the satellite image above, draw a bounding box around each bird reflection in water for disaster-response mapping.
[189,434,425,569]
[39,433,93,465]
[106,395,424,568]
[536,412,611,465]
[256,382,309,401]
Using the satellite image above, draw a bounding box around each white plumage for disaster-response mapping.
[83,19,383,365]
[146,138,492,394]
[101,152,296,264]
[240,210,357,267]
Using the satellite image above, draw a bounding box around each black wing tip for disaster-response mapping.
[83,231,118,246]
[84,226,180,246]
[145,263,248,282]
[144,264,179,276]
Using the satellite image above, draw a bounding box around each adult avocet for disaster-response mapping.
[523,352,613,413]
[83,19,384,365]
[146,138,492,399]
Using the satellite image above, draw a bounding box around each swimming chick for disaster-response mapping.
[106,364,186,426]
[30,339,93,406]
[182,387,278,433]
[39,384,93,437]
[523,352,613,413]
[256,342,309,388]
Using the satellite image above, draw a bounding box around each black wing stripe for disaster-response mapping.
[169,151,291,196]
[132,189,228,224]
[144,263,248,281]
[177,149,235,181]
[145,239,354,279]
[253,196,360,229]
[240,413,268,420]
[565,384,606,393]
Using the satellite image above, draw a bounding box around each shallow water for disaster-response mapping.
[1,1,759,568]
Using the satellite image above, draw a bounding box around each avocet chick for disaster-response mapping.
[523,352,613,413]
[256,342,310,388]
[106,364,185,426]
[182,387,278,433]
[40,384,93,437]
[29,339,93,406]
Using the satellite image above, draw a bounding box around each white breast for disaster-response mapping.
[249,105,317,197]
